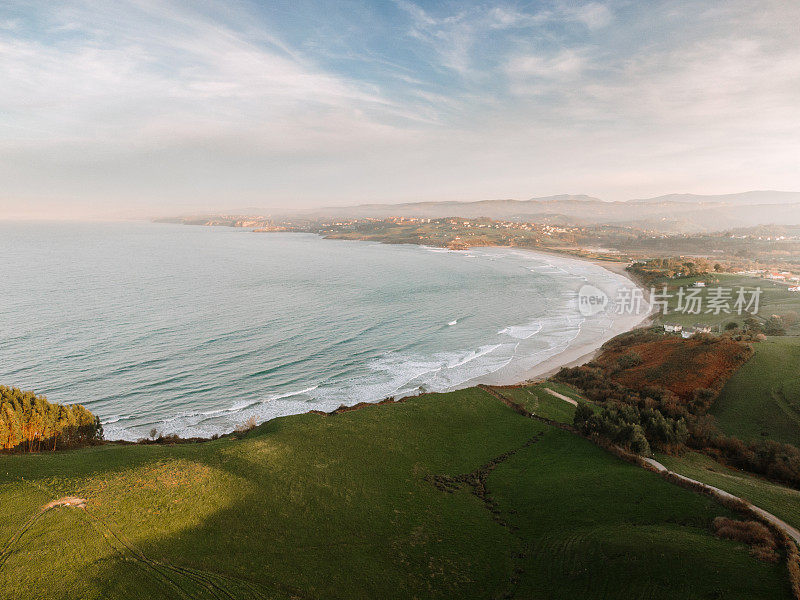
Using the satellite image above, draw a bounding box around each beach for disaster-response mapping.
[455,248,653,387]
[522,254,653,381]
[1,223,652,439]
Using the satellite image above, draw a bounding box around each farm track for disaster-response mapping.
[772,388,800,432]
[485,383,800,547]
[541,387,578,406]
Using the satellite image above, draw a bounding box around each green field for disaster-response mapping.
[0,387,792,599]
[712,337,800,446]
[657,451,800,532]
[495,383,579,423]
[654,273,800,331]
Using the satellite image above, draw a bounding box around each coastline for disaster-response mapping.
[520,252,653,381]
[466,247,653,385]
[99,229,654,441]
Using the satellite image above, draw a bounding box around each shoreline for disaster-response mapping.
[104,238,653,442]
[524,252,654,381]
[484,247,653,384]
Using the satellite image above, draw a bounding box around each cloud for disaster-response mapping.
[0,0,424,154]
[567,2,612,29]
[0,17,20,30]
[505,49,590,79]
[1,0,799,217]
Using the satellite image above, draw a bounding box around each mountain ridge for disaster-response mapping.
[165,191,800,234]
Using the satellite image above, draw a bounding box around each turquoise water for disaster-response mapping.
[0,222,631,440]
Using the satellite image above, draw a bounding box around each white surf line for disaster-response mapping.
[642,457,800,545]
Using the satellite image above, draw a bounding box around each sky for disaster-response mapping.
[1,0,800,219]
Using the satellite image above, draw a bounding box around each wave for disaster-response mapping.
[50,231,643,442]
[102,414,135,425]
[499,321,543,340]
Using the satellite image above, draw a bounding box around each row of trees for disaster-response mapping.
[558,357,800,488]
[573,403,690,456]
[627,257,716,285]
[0,386,103,452]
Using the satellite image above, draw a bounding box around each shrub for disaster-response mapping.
[764,315,787,336]
[556,333,800,488]
[617,351,643,370]
[712,517,779,562]
[573,403,594,428]
[235,416,258,433]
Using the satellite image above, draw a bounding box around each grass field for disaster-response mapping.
[0,387,792,599]
[493,383,580,423]
[653,273,800,332]
[712,337,800,446]
[657,451,800,533]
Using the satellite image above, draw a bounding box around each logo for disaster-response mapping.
[578,285,609,316]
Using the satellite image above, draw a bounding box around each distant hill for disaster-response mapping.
[162,191,800,234]
[300,191,800,233]
[305,195,604,220]
[632,191,800,206]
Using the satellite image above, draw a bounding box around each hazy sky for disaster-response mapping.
[2,0,800,218]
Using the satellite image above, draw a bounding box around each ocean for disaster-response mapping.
[0,221,638,440]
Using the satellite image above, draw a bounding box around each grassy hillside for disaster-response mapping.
[492,383,580,423]
[0,387,792,599]
[712,337,800,446]
[657,451,800,533]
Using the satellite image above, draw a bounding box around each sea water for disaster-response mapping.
[0,221,637,440]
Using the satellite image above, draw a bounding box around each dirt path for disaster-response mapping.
[542,387,578,407]
[43,496,87,510]
[0,496,88,570]
[643,457,800,545]
[427,430,546,598]
[484,385,800,549]
[1,494,269,599]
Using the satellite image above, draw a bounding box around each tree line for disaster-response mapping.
[0,385,103,452]
[560,358,800,489]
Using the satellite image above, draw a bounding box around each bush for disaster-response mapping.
[712,517,779,562]
[764,315,787,336]
[573,403,594,428]
[556,334,800,488]
[235,416,258,433]
[617,351,643,370]
[574,403,653,455]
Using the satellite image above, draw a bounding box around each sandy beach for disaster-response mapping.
[504,250,653,383]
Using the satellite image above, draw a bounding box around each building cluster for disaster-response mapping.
[663,323,714,338]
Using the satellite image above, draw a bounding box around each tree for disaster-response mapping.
[573,403,595,429]
[0,385,102,452]
[629,425,651,455]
